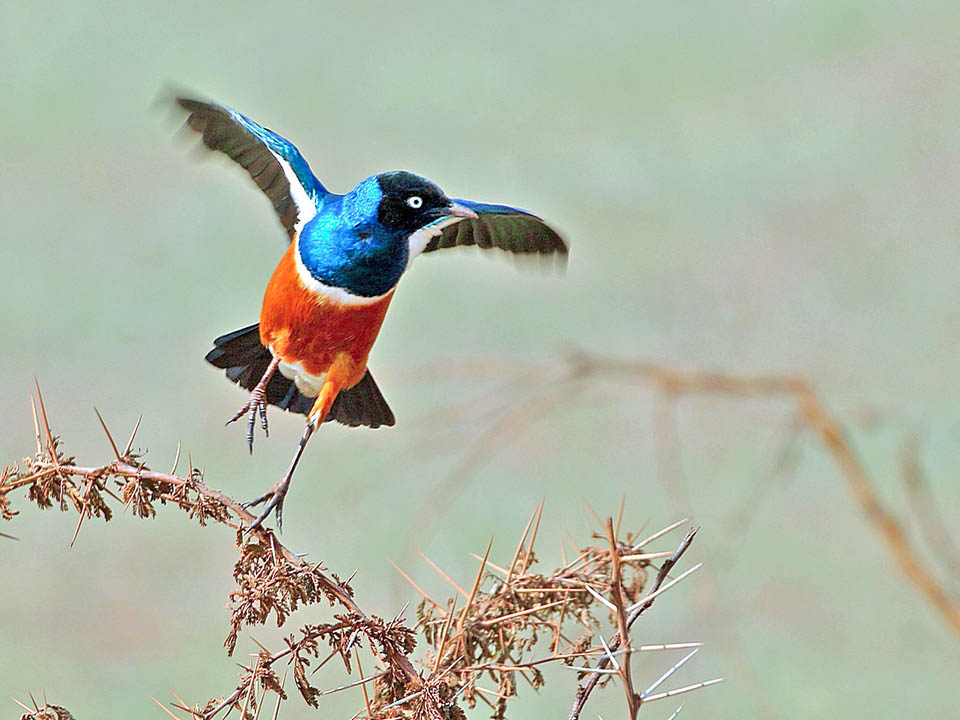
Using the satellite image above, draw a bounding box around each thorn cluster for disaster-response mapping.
[4,386,720,719]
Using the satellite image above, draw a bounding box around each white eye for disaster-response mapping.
[406,195,423,209]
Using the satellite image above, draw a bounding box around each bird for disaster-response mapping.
[171,94,568,531]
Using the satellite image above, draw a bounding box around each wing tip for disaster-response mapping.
[425,209,570,264]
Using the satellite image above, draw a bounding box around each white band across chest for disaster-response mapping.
[293,234,394,306]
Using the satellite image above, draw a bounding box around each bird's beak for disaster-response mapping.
[446,202,479,219]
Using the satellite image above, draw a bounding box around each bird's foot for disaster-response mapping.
[242,414,315,535]
[227,386,270,454]
[243,476,291,533]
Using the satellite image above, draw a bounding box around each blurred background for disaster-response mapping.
[2,0,959,717]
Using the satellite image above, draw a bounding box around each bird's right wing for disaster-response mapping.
[423,200,568,260]
[173,96,327,240]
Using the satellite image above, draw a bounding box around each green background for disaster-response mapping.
[2,1,959,717]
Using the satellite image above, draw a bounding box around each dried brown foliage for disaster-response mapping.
[3,382,719,719]
[13,694,75,720]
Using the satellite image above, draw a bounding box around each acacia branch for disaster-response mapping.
[5,385,717,719]
[568,526,699,720]
[3,386,422,716]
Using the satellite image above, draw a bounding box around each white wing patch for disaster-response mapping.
[267,150,318,234]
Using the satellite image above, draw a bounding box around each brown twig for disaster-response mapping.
[900,435,960,588]
[604,517,639,718]
[568,527,699,720]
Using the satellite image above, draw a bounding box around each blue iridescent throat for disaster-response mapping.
[297,178,408,297]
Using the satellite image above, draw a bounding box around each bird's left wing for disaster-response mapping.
[422,200,568,260]
[173,96,326,239]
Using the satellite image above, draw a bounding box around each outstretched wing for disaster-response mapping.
[173,96,327,238]
[422,200,568,260]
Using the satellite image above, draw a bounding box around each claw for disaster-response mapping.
[226,402,248,425]
[227,391,269,453]
[243,421,315,533]
[244,476,290,533]
[259,401,269,436]
[225,356,280,454]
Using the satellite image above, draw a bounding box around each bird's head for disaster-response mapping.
[374,171,477,234]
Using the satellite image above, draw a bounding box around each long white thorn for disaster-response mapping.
[384,690,423,710]
[170,440,181,474]
[600,634,620,671]
[632,518,690,550]
[642,678,724,703]
[318,672,385,696]
[584,584,618,612]
[641,648,699,699]
[562,665,620,675]
[626,563,703,612]
[638,643,703,652]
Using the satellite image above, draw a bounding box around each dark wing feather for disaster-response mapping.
[423,200,568,259]
[328,370,396,428]
[173,96,326,239]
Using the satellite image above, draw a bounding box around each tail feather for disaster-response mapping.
[205,323,395,428]
[329,370,395,427]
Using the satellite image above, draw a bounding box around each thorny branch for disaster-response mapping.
[568,526,700,720]
[4,384,718,719]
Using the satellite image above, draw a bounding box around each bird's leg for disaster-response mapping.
[227,355,281,453]
[244,379,338,533]
[244,420,314,532]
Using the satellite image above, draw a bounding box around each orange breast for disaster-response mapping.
[259,244,395,389]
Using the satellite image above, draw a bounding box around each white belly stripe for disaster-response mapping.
[277,357,326,398]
